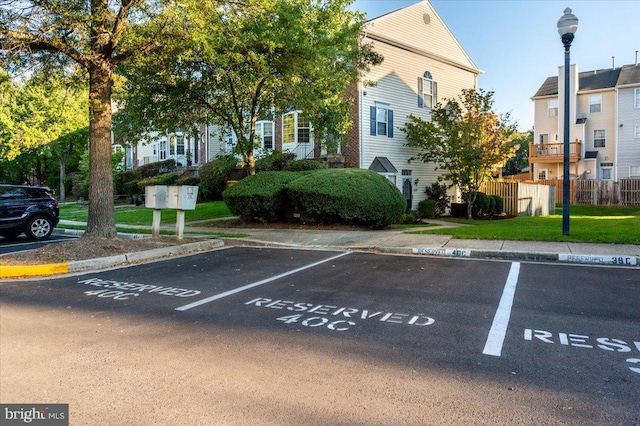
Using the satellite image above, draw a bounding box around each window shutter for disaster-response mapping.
[433,81,438,106]
[370,106,377,135]
[417,78,424,108]
[388,110,394,138]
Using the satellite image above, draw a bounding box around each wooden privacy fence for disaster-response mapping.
[480,182,555,216]
[533,179,640,206]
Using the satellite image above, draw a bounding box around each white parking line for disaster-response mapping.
[483,262,521,357]
[175,252,352,311]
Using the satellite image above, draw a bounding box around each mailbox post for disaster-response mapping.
[145,185,199,240]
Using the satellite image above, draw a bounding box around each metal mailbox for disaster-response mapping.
[145,185,168,209]
[166,185,198,210]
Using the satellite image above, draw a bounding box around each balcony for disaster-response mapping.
[529,140,582,164]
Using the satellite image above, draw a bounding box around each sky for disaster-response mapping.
[351,0,640,132]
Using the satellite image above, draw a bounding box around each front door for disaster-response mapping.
[402,170,413,212]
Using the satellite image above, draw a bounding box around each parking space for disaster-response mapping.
[1,246,638,421]
[0,234,78,255]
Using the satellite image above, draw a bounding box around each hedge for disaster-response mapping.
[287,169,405,229]
[199,155,239,201]
[222,171,305,222]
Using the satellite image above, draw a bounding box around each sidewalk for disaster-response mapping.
[69,219,640,266]
[2,220,638,278]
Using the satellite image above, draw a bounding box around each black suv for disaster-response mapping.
[0,185,60,240]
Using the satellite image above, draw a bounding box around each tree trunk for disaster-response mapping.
[58,157,66,201]
[84,63,117,238]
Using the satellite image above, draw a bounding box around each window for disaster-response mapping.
[635,126,640,139]
[370,104,394,137]
[630,166,640,178]
[600,162,613,181]
[589,94,602,113]
[283,112,312,145]
[159,140,167,160]
[176,135,185,155]
[635,88,640,108]
[418,71,437,109]
[537,169,547,180]
[169,136,175,156]
[255,121,274,150]
[548,99,559,117]
[594,129,606,148]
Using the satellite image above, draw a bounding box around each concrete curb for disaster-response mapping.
[2,239,224,278]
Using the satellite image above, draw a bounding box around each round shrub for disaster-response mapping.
[424,182,450,217]
[283,159,327,172]
[222,171,305,222]
[199,155,238,201]
[490,194,504,215]
[472,192,490,217]
[417,199,437,219]
[286,169,405,229]
[255,151,296,172]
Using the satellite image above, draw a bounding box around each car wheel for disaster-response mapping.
[0,231,21,240]
[25,215,54,240]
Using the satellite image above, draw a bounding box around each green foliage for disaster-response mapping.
[492,195,504,215]
[417,199,437,219]
[138,173,179,189]
[287,169,406,229]
[223,171,305,222]
[199,155,239,201]
[504,130,533,176]
[473,192,490,217]
[397,211,421,224]
[255,151,296,172]
[176,176,200,186]
[403,89,517,219]
[123,180,141,197]
[115,0,382,174]
[136,159,177,178]
[283,159,328,172]
[424,182,450,217]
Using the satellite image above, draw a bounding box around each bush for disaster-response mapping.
[138,173,178,189]
[491,195,504,216]
[123,180,141,197]
[417,199,437,219]
[176,176,200,186]
[472,192,490,217]
[449,202,467,218]
[136,159,176,178]
[255,151,296,172]
[283,159,327,172]
[287,169,405,229]
[222,171,304,222]
[424,182,450,217]
[397,211,421,224]
[199,155,238,201]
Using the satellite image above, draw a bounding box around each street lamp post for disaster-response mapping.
[557,8,578,236]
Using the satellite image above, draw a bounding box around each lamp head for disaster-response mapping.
[557,8,578,37]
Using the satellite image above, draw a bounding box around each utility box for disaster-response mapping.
[145,185,168,209]
[166,185,198,210]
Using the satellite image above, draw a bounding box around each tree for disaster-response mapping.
[403,89,517,219]
[115,0,381,175]
[50,127,89,200]
[1,0,176,237]
[503,129,532,176]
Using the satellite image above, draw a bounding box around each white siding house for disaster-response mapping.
[342,0,482,209]
[531,63,640,181]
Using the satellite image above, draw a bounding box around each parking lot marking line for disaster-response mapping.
[175,251,352,311]
[483,262,521,357]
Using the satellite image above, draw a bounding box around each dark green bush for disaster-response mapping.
[176,176,200,186]
[255,151,296,172]
[449,202,467,218]
[424,182,450,217]
[287,169,405,229]
[223,171,304,222]
[138,173,178,190]
[417,199,437,219]
[199,155,238,201]
[472,192,490,217]
[397,211,421,224]
[136,159,176,178]
[123,180,141,197]
[283,159,327,172]
[490,194,504,216]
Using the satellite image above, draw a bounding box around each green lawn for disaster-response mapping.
[408,205,640,245]
[60,201,234,225]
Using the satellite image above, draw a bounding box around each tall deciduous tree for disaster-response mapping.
[115,0,381,175]
[1,0,175,237]
[403,89,517,219]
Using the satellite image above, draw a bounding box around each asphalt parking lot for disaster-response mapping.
[0,234,78,255]
[1,246,638,424]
